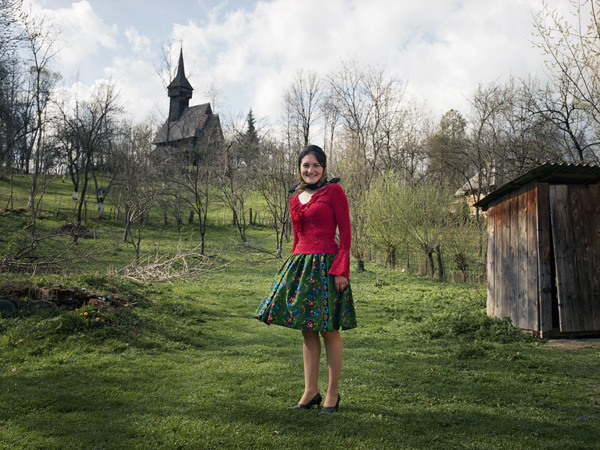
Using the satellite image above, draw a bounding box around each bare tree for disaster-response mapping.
[325,60,407,270]
[55,81,122,225]
[218,115,252,242]
[258,138,296,257]
[22,13,61,221]
[0,0,27,172]
[283,69,322,146]
[533,0,600,129]
[113,121,164,261]
[379,97,430,184]
[163,116,224,255]
[527,73,600,163]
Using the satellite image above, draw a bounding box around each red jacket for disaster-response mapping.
[289,183,351,279]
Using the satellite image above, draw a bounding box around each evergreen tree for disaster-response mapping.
[241,109,260,166]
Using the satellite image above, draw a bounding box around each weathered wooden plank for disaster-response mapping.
[509,191,519,326]
[496,198,509,319]
[537,182,553,336]
[487,205,496,317]
[570,186,594,331]
[493,200,502,318]
[591,184,600,330]
[550,184,576,332]
[517,186,529,329]
[526,185,539,332]
[580,185,600,330]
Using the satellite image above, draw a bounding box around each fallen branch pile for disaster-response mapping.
[115,246,227,283]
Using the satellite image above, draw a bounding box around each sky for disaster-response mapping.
[25,0,569,132]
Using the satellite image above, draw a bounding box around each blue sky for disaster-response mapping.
[27,0,569,133]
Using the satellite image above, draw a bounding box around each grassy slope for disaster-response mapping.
[0,175,599,449]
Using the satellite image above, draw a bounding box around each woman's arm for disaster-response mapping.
[328,184,351,279]
[290,197,298,253]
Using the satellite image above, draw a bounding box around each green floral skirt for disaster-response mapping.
[254,253,357,331]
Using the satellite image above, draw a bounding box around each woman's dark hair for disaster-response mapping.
[298,145,326,168]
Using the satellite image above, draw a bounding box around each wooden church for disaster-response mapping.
[153,49,223,155]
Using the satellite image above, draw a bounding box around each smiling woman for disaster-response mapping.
[254,144,356,415]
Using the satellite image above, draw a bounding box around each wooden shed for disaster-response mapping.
[474,163,600,338]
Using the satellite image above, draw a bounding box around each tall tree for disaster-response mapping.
[427,109,468,187]
[164,115,224,255]
[283,68,322,146]
[257,138,295,257]
[528,74,600,163]
[22,12,61,228]
[55,81,122,224]
[325,59,407,270]
[238,108,260,167]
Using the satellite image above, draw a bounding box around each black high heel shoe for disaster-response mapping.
[318,394,340,415]
[288,392,322,410]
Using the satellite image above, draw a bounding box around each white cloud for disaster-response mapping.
[27,0,574,127]
[103,56,167,123]
[162,0,556,121]
[125,27,151,55]
[27,0,119,71]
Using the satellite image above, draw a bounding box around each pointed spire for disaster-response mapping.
[168,48,193,91]
[167,47,193,121]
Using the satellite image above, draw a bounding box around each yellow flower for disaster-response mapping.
[95,317,100,321]
[83,312,88,316]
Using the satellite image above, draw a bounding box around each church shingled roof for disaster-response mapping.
[153,103,212,145]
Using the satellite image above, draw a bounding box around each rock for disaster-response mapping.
[0,299,17,313]
[26,300,56,312]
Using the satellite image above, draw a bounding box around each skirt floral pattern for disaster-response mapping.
[255,253,357,331]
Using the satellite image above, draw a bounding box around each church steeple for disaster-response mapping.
[167,48,193,121]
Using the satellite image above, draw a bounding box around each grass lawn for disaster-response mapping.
[1,176,599,449]
[1,252,600,449]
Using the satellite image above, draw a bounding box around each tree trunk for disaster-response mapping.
[386,246,396,269]
[427,250,435,278]
[435,244,445,281]
[356,259,365,272]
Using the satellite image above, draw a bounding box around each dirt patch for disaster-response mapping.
[546,338,600,350]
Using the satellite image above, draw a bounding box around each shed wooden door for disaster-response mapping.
[549,184,600,333]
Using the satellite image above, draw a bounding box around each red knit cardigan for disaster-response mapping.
[289,183,351,279]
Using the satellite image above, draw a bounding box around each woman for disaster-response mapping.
[255,144,356,415]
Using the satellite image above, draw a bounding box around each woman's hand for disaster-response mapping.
[334,275,348,293]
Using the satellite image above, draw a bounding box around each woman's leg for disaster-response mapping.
[299,330,321,404]
[321,330,343,407]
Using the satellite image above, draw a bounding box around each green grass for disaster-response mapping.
[1,174,599,449]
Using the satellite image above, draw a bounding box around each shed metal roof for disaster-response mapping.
[474,163,600,210]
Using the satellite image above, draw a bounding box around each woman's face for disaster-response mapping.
[300,153,324,185]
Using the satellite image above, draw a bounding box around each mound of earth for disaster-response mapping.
[0,284,132,313]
